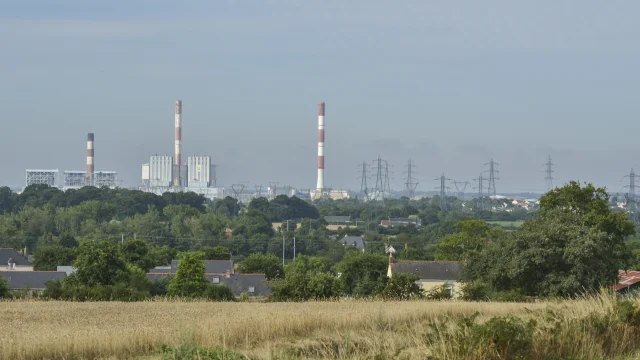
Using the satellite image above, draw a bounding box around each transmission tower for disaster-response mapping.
[623,168,640,222]
[254,184,263,198]
[230,184,246,217]
[484,159,499,197]
[383,161,393,198]
[358,161,370,201]
[544,155,554,192]
[453,180,470,201]
[474,173,488,210]
[372,155,386,200]
[434,173,452,211]
[268,182,279,200]
[404,160,419,199]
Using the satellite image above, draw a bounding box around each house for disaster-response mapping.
[147,270,270,298]
[341,235,366,250]
[56,266,77,276]
[387,259,462,298]
[0,248,33,271]
[612,270,640,294]
[0,271,67,291]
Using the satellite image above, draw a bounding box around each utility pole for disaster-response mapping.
[404,159,419,199]
[544,155,554,192]
[485,159,499,198]
[372,155,386,201]
[383,161,393,198]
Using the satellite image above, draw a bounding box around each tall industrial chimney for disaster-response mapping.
[174,100,182,186]
[86,133,94,186]
[316,102,325,192]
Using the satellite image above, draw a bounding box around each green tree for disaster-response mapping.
[237,253,284,280]
[199,246,230,260]
[73,240,129,287]
[0,276,10,298]
[59,232,79,248]
[379,273,422,300]
[271,255,338,301]
[335,251,387,297]
[33,246,76,271]
[167,252,208,298]
[435,220,492,261]
[147,245,178,267]
[464,208,630,297]
[119,239,154,272]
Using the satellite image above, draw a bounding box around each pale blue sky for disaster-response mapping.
[2,1,640,194]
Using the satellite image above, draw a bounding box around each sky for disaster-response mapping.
[2,1,640,194]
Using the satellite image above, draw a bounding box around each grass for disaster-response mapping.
[3,295,640,359]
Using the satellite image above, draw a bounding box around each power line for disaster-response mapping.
[453,180,470,201]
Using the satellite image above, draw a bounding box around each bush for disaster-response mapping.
[205,284,235,301]
[461,281,492,301]
[491,288,528,303]
[0,277,10,299]
[379,273,422,300]
[425,283,453,300]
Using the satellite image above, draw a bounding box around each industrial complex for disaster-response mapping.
[25,133,119,190]
[24,100,349,201]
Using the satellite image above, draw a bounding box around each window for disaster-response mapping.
[212,277,220,284]
[248,286,255,293]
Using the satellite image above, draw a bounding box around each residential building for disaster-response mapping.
[0,249,33,271]
[387,259,462,298]
[613,270,640,294]
[0,271,67,291]
[341,235,366,250]
[169,260,234,274]
[324,216,351,224]
[147,270,270,298]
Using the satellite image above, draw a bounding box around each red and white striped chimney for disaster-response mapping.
[175,100,182,167]
[316,102,325,191]
[86,133,94,186]
[174,100,182,186]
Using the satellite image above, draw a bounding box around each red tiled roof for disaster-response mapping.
[612,270,640,291]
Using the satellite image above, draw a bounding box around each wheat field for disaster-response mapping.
[1,296,639,359]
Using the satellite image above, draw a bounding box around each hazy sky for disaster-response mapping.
[2,1,640,194]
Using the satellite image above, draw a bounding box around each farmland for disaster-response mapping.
[3,295,640,360]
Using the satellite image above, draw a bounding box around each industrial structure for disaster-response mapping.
[310,102,349,201]
[25,132,117,190]
[139,101,222,200]
[25,170,59,187]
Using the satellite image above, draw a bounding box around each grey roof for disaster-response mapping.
[392,261,461,281]
[147,273,271,297]
[0,271,67,290]
[325,216,351,223]
[171,260,234,274]
[341,235,366,249]
[0,249,31,266]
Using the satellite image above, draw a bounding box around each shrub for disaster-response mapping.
[205,284,235,302]
[379,273,422,300]
[0,277,10,299]
[425,283,453,300]
[461,280,492,301]
[491,288,528,302]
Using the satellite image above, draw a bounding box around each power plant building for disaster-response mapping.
[147,155,173,188]
[25,170,59,187]
[187,156,216,188]
[63,170,117,190]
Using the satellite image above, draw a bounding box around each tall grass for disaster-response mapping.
[1,295,639,359]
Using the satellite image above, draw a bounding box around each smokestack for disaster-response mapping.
[316,102,325,191]
[174,100,182,186]
[86,133,94,186]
